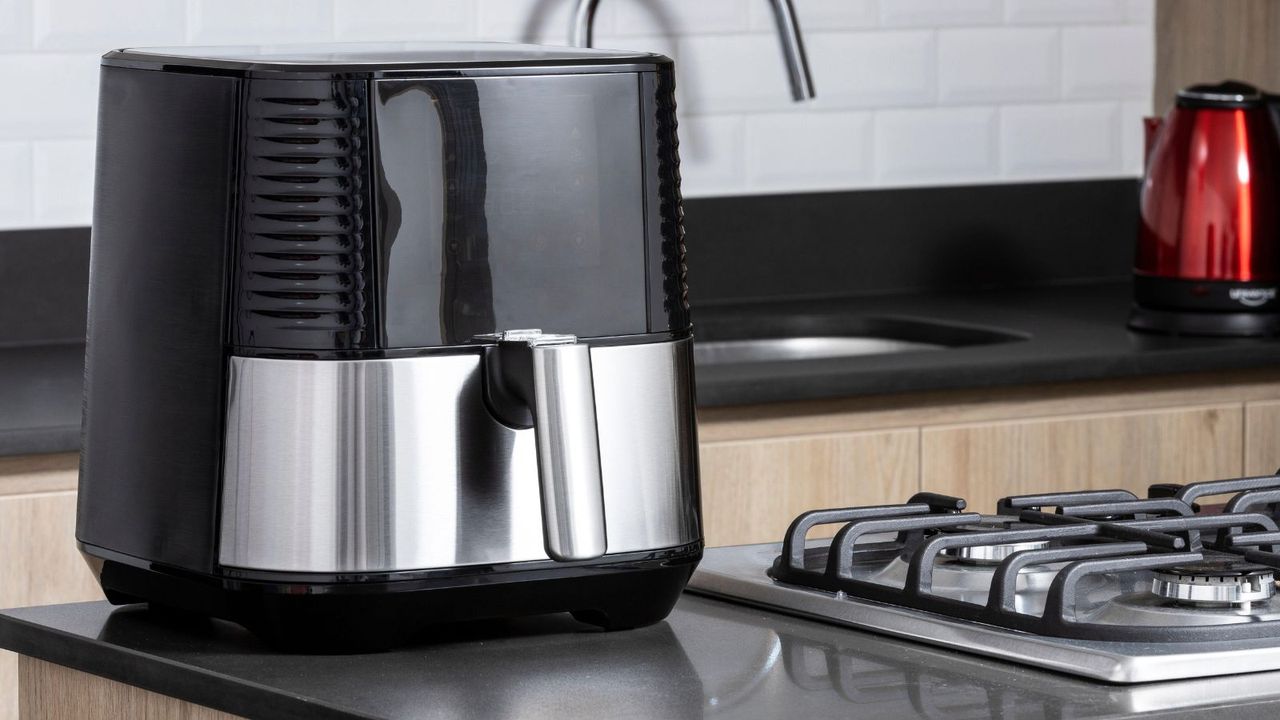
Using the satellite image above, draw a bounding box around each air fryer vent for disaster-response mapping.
[655,66,689,318]
[233,78,373,350]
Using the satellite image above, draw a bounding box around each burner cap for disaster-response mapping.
[942,540,1050,565]
[1151,559,1275,607]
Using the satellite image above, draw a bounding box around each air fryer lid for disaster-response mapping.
[102,41,666,76]
[1177,80,1264,109]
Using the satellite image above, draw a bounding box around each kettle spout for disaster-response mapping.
[1143,116,1164,168]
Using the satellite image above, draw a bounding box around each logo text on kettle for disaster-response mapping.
[1229,287,1278,307]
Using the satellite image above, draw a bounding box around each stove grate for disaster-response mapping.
[769,474,1280,643]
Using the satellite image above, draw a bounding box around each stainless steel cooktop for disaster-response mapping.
[688,475,1280,684]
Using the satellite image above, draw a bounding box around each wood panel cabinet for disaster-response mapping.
[1156,0,1280,106]
[698,369,1280,548]
[19,657,239,720]
[1246,400,1280,477]
[920,404,1242,514]
[699,429,918,546]
[0,456,101,720]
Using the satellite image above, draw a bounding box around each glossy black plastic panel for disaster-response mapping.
[77,67,239,573]
[230,63,687,353]
[372,73,648,346]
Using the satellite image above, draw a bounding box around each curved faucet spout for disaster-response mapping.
[569,0,816,101]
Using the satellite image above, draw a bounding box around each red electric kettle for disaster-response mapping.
[1131,81,1280,336]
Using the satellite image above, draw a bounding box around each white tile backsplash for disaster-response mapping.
[749,0,877,32]
[35,0,185,50]
[806,31,936,109]
[678,114,746,195]
[1125,0,1156,24]
[0,0,1155,227]
[1005,0,1126,26]
[0,0,33,50]
[1001,102,1121,178]
[745,111,873,192]
[671,33,794,113]
[334,0,474,42]
[477,0,611,44]
[875,107,998,184]
[0,142,34,230]
[0,53,99,139]
[1062,25,1153,100]
[612,0,750,38]
[188,0,334,45]
[938,28,1059,103]
[880,0,1003,28]
[32,138,94,226]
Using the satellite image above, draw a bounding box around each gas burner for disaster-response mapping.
[698,475,1280,682]
[942,539,1050,565]
[1151,559,1276,608]
[763,480,1280,643]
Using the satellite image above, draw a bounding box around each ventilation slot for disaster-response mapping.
[655,67,688,317]
[234,79,372,350]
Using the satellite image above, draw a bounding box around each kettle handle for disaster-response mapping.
[481,330,608,562]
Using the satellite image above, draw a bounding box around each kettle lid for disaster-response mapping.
[1177,80,1264,108]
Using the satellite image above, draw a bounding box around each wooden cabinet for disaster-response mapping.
[698,369,1280,547]
[1156,0,1280,106]
[699,429,918,546]
[1246,400,1280,477]
[0,455,101,720]
[920,404,1242,514]
[19,658,239,720]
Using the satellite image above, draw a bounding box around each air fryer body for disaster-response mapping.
[77,43,700,650]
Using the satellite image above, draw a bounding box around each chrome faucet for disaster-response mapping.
[569,0,816,101]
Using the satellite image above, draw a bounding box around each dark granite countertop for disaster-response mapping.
[8,280,1280,455]
[2,595,1280,719]
[0,341,83,456]
[695,281,1280,407]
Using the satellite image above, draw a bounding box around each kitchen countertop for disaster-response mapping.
[695,280,1280,406]
[9,280,1280,455]
[0,341,84,455]
[2,593,1280,719]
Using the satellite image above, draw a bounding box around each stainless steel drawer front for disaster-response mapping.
[218,339,699,573]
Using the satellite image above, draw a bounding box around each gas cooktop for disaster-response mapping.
[688,474,1280,683]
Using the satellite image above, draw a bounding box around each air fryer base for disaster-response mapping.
[87,544,701,653]
[1128,304,1280,337]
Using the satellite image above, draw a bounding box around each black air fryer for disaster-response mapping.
[77,43,701,650]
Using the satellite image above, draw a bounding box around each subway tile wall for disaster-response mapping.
[0,0,1154,229]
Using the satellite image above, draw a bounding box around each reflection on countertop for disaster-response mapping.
[3,594,1280,719]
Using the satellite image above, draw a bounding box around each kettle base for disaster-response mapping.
[87,543,701,653]
[1128,305,1280,337]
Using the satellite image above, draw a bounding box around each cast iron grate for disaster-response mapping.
[769,473,1280,642]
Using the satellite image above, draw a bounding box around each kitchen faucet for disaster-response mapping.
[569,0,816,101]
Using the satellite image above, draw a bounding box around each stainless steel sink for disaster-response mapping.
[693,314,1027,366]
[694,336,945,365]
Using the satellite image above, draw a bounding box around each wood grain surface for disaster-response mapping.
[18,658,240,720]
[1156,0,1280,107]
[700,428,919,546]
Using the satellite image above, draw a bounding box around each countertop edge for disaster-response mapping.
[0,605,364,720]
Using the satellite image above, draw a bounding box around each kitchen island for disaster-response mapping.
[2,592,1279,719]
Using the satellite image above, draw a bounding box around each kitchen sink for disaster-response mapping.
[693,314,1027,366]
